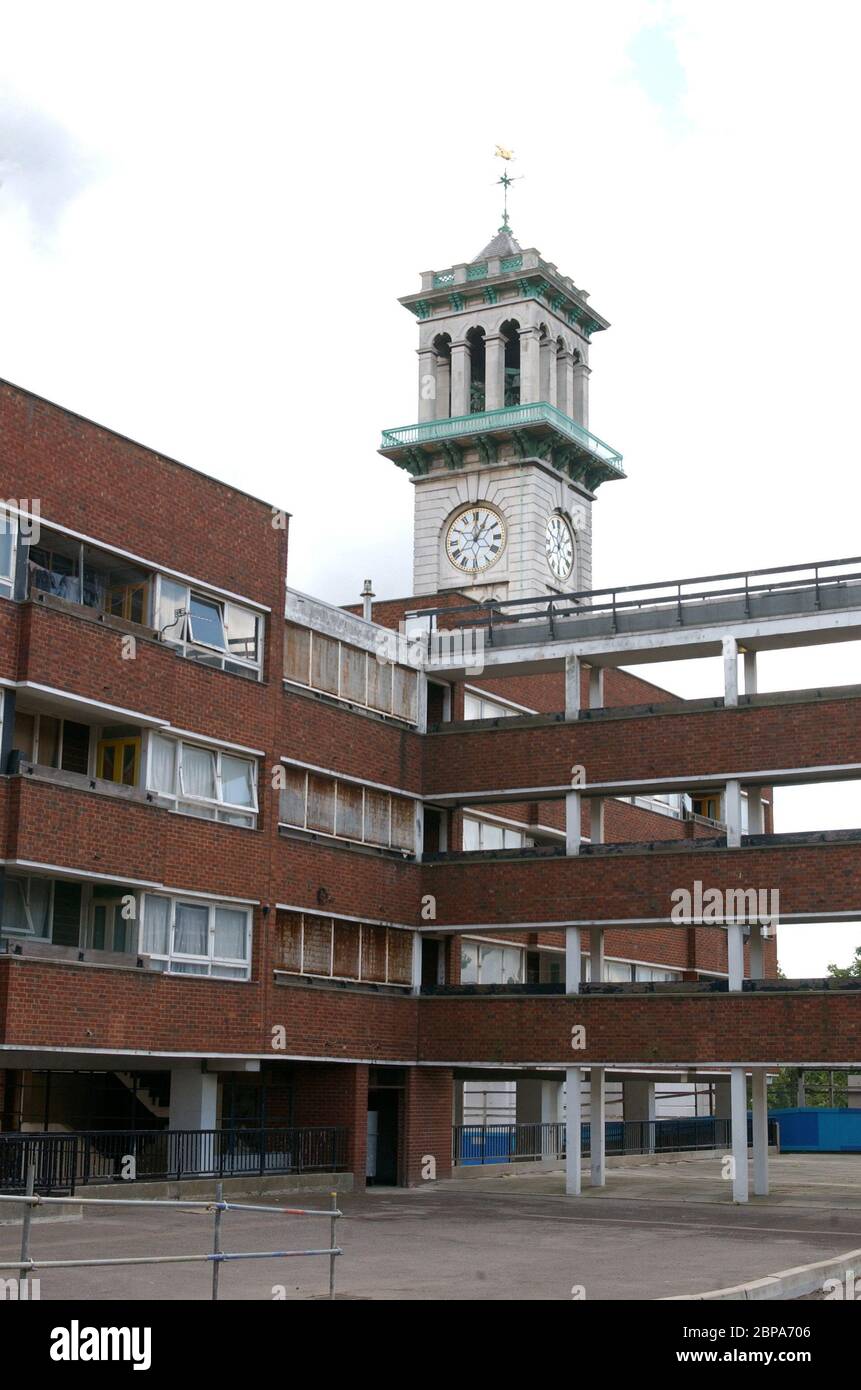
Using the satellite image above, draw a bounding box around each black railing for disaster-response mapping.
[453,1117,780,1165]
[0,1126,348,1195]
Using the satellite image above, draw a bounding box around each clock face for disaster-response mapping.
[546,513,574,581]
[445,505,506,574]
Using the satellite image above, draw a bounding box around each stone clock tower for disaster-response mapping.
[378,214,625,603]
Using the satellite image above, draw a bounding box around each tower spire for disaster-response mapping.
[494,145,522,235]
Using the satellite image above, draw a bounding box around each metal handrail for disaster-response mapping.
[380,401,624,470]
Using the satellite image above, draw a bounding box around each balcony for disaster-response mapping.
[379,402,625,491]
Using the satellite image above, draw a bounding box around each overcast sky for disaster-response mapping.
[1,0,859,975]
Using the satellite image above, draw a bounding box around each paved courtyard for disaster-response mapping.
[3,1153,861,1300]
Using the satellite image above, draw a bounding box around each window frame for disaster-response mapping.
[278,763,417,855]
[283,623,419,725]
[275,911,413,988]
[140,892,252,979]
[146,732,259,827]
[0,875,54,940]
[156,575,262,679]
[0,510,17,599]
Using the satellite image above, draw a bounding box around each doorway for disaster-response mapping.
[366,1088,400,1185]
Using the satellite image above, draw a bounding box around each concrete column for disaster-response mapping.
[417,348,437,422]
[749,922,764,980]
[588,665,604,709]
[571,360,590,428]
[557,349,574,417]
[450,340,471,417]
[623,1077,656,1153]
[743,649,758,695]
[590,926,604,984]
[545,340,558,408]
[727,922,745,991]
[589,798,604,845]
[565,1066,583,1195]
[411,930,423,994]
[752,1068,769,1196]
[725,778,743,847]
[723,636,739,707]
[435,356,451,420]
[169,1066,218,1131]
[566,790,582,855]
[590,1066,605,1187]
[484,334,505,412]
[747,787,764,835]
[564,654,582,719]
[565,926,581,993]
[519,327,541,403]
[730,1067,749,1203]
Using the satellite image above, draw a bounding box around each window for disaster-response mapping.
[274,911,413,987]
[635,965,682,982]
[460,941,524,985]
[97,737,141,787]
[283,623,419,724]
[690,792,722,822]
[463,690,526,720]
[147,734,258,827]
[462,816,533,851]
[157,578,261,679]
[0,510,16,598]
[278,765,417,854]
[87,896,133,953]
[1,877,52,938]
[140,893,251,978]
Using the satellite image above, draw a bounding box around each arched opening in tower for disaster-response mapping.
[467,327,486,414]
[500,319,521,406]
[432,333,452,418]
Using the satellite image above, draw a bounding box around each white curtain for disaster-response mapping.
[141,894,170,955]
[174,902,209,957]
[180,744,216,801]
[148,735,177,795]
[213,908,247,961]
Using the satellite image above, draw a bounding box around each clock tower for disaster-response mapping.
[379,202,624,603]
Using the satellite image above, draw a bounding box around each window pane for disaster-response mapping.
[2,878,50,938]
[335,781,363,840]
[306,773,335,834]
[221,754,255,807]
[214,908,247,961]
[367,657,392,714]
[460,941,478,982]
[148,735,177,795]
[462,817,480,851]
[275,911,302,971]
[363,789,390,845]
[391,796,415,852]
[224,604,258,664]
[605,960,633,982]
[387,929,413,984]
[0,513,14,581]
[463,693,482,719]
[174,903,209,956]
[361,925,387,981]
[188,594,226,650]
[280,768,306,826]
[392,666,418,722]
[180,744,217,801]
[284,623,311,684]
[157,579,187,640]
[340,643,367,704]
[479,946,503,984]
[302,915,332,974]
[141,895,170,955]
[333,921,360,978]
[13,712,35,759]
[310,633,339,695]
[481,823,504,851]
[502,948,523,984]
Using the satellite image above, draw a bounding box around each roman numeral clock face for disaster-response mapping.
[445,506,507,574]
[546,513,574,581]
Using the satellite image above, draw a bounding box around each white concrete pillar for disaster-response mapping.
[730,1067,749,1203]
[725,778,743,847]
[435,356,451,420]
[571,360,590,428]
[169,1066,218,1131]
[589,798,604,845]
[590,926,604,983]
[519,327,541,404]
[590,1066,606,1187]
[749,922,764,980]
[565,926,581,993]
[723,636,739,708]
[564,654,582,719]
[545,340,558,408]
[566,790,582,855]
[623,1077,656,1153]
[417,348,437,422]
[565,1066,583,1195]
[743,649,758,695]
[484,334,505,412]
[588,665,604,709]
[747,787,764,835]
[450,340,471,417]
[727,922,745,991]
[752,1068,769,1196]
[557,349,574,417]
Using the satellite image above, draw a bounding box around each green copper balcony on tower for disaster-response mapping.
[379,401,625,492]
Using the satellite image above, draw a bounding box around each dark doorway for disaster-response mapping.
[421,936,441,987]
[367,1088,399,1185]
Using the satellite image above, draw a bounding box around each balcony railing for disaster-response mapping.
[0,1126,348,1195]
[380,402,624,472]
[452,1117,780,1165]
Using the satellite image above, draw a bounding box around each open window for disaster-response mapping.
[147,733,258,826]
[0,510,16,598]
[157,578,261,679]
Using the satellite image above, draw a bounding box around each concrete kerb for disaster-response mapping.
[665,1247,861,1301]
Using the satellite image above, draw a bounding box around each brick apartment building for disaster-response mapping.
[0,218,859,1203]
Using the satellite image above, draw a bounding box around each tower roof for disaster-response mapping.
[474,226,522,260]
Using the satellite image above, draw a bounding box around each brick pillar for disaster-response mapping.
[402,1067,453,1186]
[291,1062,369,1190]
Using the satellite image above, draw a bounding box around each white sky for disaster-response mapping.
[1,0,859,975]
